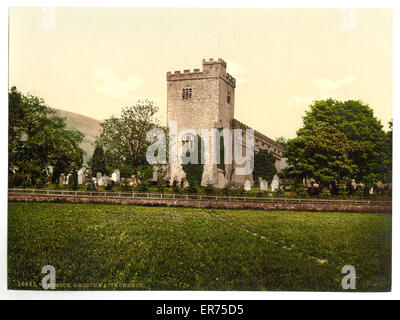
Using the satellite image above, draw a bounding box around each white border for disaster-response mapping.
[1,0,398,300]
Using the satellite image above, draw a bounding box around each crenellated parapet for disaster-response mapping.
[166,58,236,88]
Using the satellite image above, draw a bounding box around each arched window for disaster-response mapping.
[182,133,195,152]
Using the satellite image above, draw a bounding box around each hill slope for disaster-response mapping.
[52,108,102,164]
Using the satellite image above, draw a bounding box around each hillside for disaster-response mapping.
[52,108,102,164]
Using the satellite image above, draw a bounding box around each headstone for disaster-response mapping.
[271,175,280,192]
[369,187,374,195]
[66,173,71,184]
[78,168,85,185]
[59,173,65,185]
[45,174,52,185]
[92,177,97,186]
[216,168,227,189]
[111,169,120,183]
[351,179,357,191]
[376,181,384,191]
[102,176,112,186]
[260,179,268,191]
[244,179,251,191]
[96,172,103,186]
[151,167,158,182]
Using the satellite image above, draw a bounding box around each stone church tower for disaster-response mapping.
[167,58,236,187]
[166,58,284,187]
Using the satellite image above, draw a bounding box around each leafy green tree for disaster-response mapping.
[275,136,288,154]
[138,165,154,183]
[98,100,160,176]
[120,165,133,179]
[69,169,78,190]
[253,149,277,185]
[383,120,392,183]
[8,87,84,186]
[91,144,107,176]
[285,99,390,190]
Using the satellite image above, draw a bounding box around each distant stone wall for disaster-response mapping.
[8,194,391,213]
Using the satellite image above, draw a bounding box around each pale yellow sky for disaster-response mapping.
[9,8,392,139]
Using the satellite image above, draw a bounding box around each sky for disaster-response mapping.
[9,7,392,139]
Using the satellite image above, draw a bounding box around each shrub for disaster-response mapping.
[229,188,243,197]
[157,180,166,193]
[181,135,204,187]
[35,177,46,188]
[319,188,331,198]
[86,180,97,191]
[121,183,132,192]
[172,181,180,194]
[355,187,365,198]
[337,183,347,197]
[275,186,284,196]
[138,183,148,192]
[188,185,197,194]
[222,186,231,196]
[296,186,308,198]
[105,180,115,191]
[204,184,215,195]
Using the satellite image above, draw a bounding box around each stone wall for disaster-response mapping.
[8,194,391,213]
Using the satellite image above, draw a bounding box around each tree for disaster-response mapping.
[91,144,107,176]
[383,120,392,183]
[217,128,225,175]
[98,100,160,176]
[182,135,204,187]
[8,87,84,186]
[253,149,277,185]
[285,99,390,190]
[275,136,288,154]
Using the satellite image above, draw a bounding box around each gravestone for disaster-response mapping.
[260,179,268,191]
[111,169,120,183]
[96,172,103,186]
[102,176,112,186]
[66,173,71,184]
[78,168,85,185]
[271,175,280,192]
[151,167,158,182]
[369,187,374,195]
[59,174,65,185]
[244,179,251,191]
[45,174,52,185]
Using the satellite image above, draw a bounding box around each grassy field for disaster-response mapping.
[8,202,391,291]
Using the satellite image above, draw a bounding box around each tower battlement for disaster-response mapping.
[202,58,227,68]
[166,58,236,87]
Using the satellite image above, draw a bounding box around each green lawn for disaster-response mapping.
[8,202,391,291]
